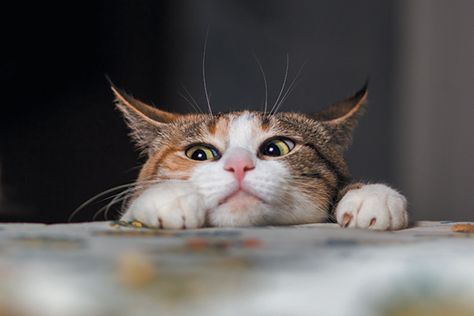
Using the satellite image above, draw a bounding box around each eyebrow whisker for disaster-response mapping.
[253,53,268,114]
[269,54,290,115]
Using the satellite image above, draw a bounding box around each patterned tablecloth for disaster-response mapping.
[0,221,474,316]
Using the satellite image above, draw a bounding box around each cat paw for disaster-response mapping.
[120,182,206,229]
[335,184,408,230]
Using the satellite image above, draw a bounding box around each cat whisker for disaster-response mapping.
[181,84,204,114]
[269,54,290,115]
[90,193,122,221]
[202,26,213,116]
[123,165,145,173]
[253,53,268,114]
[102,178,191,220]
[271,59,307,115]
[101,193,133,221]
[178,90,201,114]
[69,179,160,222]
[69,183,139,222]
[100,185,144,221]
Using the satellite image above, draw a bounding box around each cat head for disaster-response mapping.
[112,83,367,226]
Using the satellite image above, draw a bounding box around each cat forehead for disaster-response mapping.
[197,111,270,148]
[170,111,325,147]
[209,111,321,137]
[168,112,268,147]
[227,112,265,147]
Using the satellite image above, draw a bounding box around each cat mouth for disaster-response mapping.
[218,189,264,206]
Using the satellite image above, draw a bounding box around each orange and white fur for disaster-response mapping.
[112,84,408,230]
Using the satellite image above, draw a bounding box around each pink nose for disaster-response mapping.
[224,149,255,183]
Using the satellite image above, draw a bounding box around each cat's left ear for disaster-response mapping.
[110,82,178,153]
[312,83,368,151]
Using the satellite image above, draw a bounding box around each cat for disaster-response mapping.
[111,83,408,230]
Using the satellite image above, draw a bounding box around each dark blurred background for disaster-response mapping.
[1,0,472,223]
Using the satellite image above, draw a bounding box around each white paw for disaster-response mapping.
[335,184,408,230]
[120,181,206,229]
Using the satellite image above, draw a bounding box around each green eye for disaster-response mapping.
[260,138,295,157]
[185,144,220,161]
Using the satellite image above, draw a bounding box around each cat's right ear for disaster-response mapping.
[110,82,178,153]
[312,82,368,152]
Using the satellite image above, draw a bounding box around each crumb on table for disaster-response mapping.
[110,220,146,229]
[451,223,474,233]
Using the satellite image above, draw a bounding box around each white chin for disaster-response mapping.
[208,191,267,227]
[220,191,262,210]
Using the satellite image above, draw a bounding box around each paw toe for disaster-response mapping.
[386,193,408,230]
[336,193,361,228]
[356,198,391,230]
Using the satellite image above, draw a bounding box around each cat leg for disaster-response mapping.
[335,183,408,230]
[120,181,206,229]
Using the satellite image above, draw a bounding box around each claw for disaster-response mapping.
[181,215,186,229]
[342,213,353,228]
[369,218,377,227]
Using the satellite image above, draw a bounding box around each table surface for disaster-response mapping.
[1,221,474,316]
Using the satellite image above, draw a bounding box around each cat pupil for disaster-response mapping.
[265,144,280,156]
[192,150,207,160]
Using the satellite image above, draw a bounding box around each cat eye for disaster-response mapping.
[185,144,220,161]
[259,138,295,157]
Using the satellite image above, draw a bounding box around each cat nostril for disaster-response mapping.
[225,164,254,173]
[224,162,255,173]
[243,165,255,172]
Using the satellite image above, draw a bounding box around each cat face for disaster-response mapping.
[112,84,367,226]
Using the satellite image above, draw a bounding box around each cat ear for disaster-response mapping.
[313,82,368,151]
[110,82,178,153]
